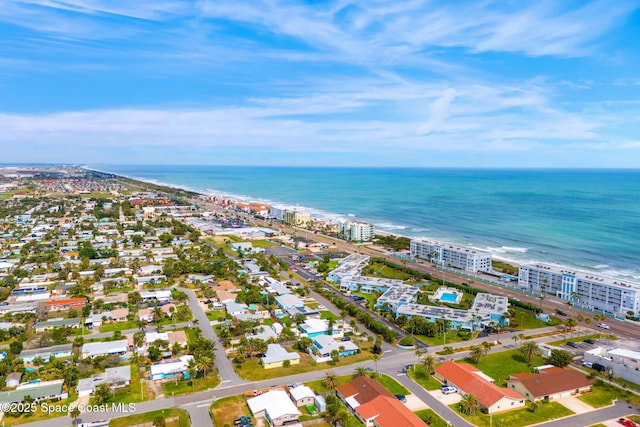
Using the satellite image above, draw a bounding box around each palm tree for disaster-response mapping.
[422,354,435,380]
[512,335,519,348]
[133,331,145,353]
[354,366,368,377]
[70,406,81,426]
[482,341,492,356]
[469,345,484,364]
[459,393,481,415]
[196,354,214,378]
[565,318,577,338]
[322,372,338,390]
[187,358,197,390]
[373,354,380,376]
[520,341,541,363]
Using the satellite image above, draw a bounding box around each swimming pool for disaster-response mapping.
[440,293,458,303]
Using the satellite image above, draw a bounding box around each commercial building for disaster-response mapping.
[517,263,640,315]
[583,347,640,385]
[339,275,404,294]
[339,221,374,242]
[410,239,492,273]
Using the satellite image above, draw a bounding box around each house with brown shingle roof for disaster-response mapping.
[506,366,591,402]
[355,395,426,427]
[435,360,526,414]
[336,376,393,410]
[215,280,237,291]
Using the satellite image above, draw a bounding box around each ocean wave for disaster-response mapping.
[375,223,408,231]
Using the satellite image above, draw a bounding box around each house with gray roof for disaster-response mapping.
[77,366,132,397]
[81,339,128,359]
[0,379,67,403]
[20,344,73,363]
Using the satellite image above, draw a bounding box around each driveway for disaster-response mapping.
[405,393,429,411]
[430,389,463,405]
[556,395,597,414]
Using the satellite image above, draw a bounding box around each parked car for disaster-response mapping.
[394,394,407,403]
[341,336,351,341]
[567,341,579,348]
[597,323,610,329]
[234,417,251,425]
[582,361,593,368]
[441,386,458,394]
[556,309,567,316]
[618,418,640,427]
[583,339,596,344]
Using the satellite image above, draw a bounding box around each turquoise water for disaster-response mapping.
[92,165,640,278]
[440,293,458,303]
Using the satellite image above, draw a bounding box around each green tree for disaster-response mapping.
[422,354,435,380]
[548,349,573,367]
[70,406,81,426]
[459,393,481,415]
[94,383,110,405]
[187,358,198,390]
[354,366,368,377]
[322,372,338,390]
[153,415,166,427]
[520,341,541,363]
[469,345,484,364]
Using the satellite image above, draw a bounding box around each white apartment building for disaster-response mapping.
[338,221,374,242]
[410,239,492,273]
[284,209,311,226]
[518,264,640,315]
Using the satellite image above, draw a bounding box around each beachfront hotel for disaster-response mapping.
[518,264,640,316]
[338,220,374,242]
[410,239,492,273]
[283,209,312,226]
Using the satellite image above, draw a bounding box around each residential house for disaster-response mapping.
[506,366,591,401]
[337,376,393,409]
[0,379,67,404]
[77,366,132,397]
[150,355,194,380]
[247,389,301,426]
[355,395,425,427]
[5,372,22,388]
[34,318,81,332]
[299,319,334,338]
[289,385,316,407]
[435,361,526,414]
[45,297,87,311]
[20,344,73,363]
[261,344,300,369]
[81,339,129,359]
[309,335,359,361]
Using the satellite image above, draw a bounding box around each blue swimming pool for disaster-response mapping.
[440,292,458,303]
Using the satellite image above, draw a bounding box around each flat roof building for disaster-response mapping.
[411,239,492,273]
[518,263,640,315]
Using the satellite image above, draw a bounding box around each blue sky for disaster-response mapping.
[1,0,640,167]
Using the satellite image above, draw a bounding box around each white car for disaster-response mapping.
[597,323,610,329]
[441,386,458,394]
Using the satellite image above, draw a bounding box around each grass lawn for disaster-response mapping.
[547,333,614,347]
[206,309,227,322]
[417,329,478,346]
[109,364,147,404]
[589,424,608,427]
[462,349,547,386]
[250,240,278,248]
[2,395,78,426]
[375,374,410,395]
[110,408,190,427]
[234,343,376,381]
[453,401,574,427]
[210,395,252,427]
[415,409,449,427]
[99,320,139,333]
[184,327,200,345]
[512,308,555,330]
[368,261,413,280]
[578,380,629,408]
[306,374,355,394]
[408,365,444,390]
[320,311,339,321]
[163,373,221,396]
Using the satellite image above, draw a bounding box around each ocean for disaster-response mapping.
[92,165,640,279]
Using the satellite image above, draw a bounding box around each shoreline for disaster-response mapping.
[85,165,640,282]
